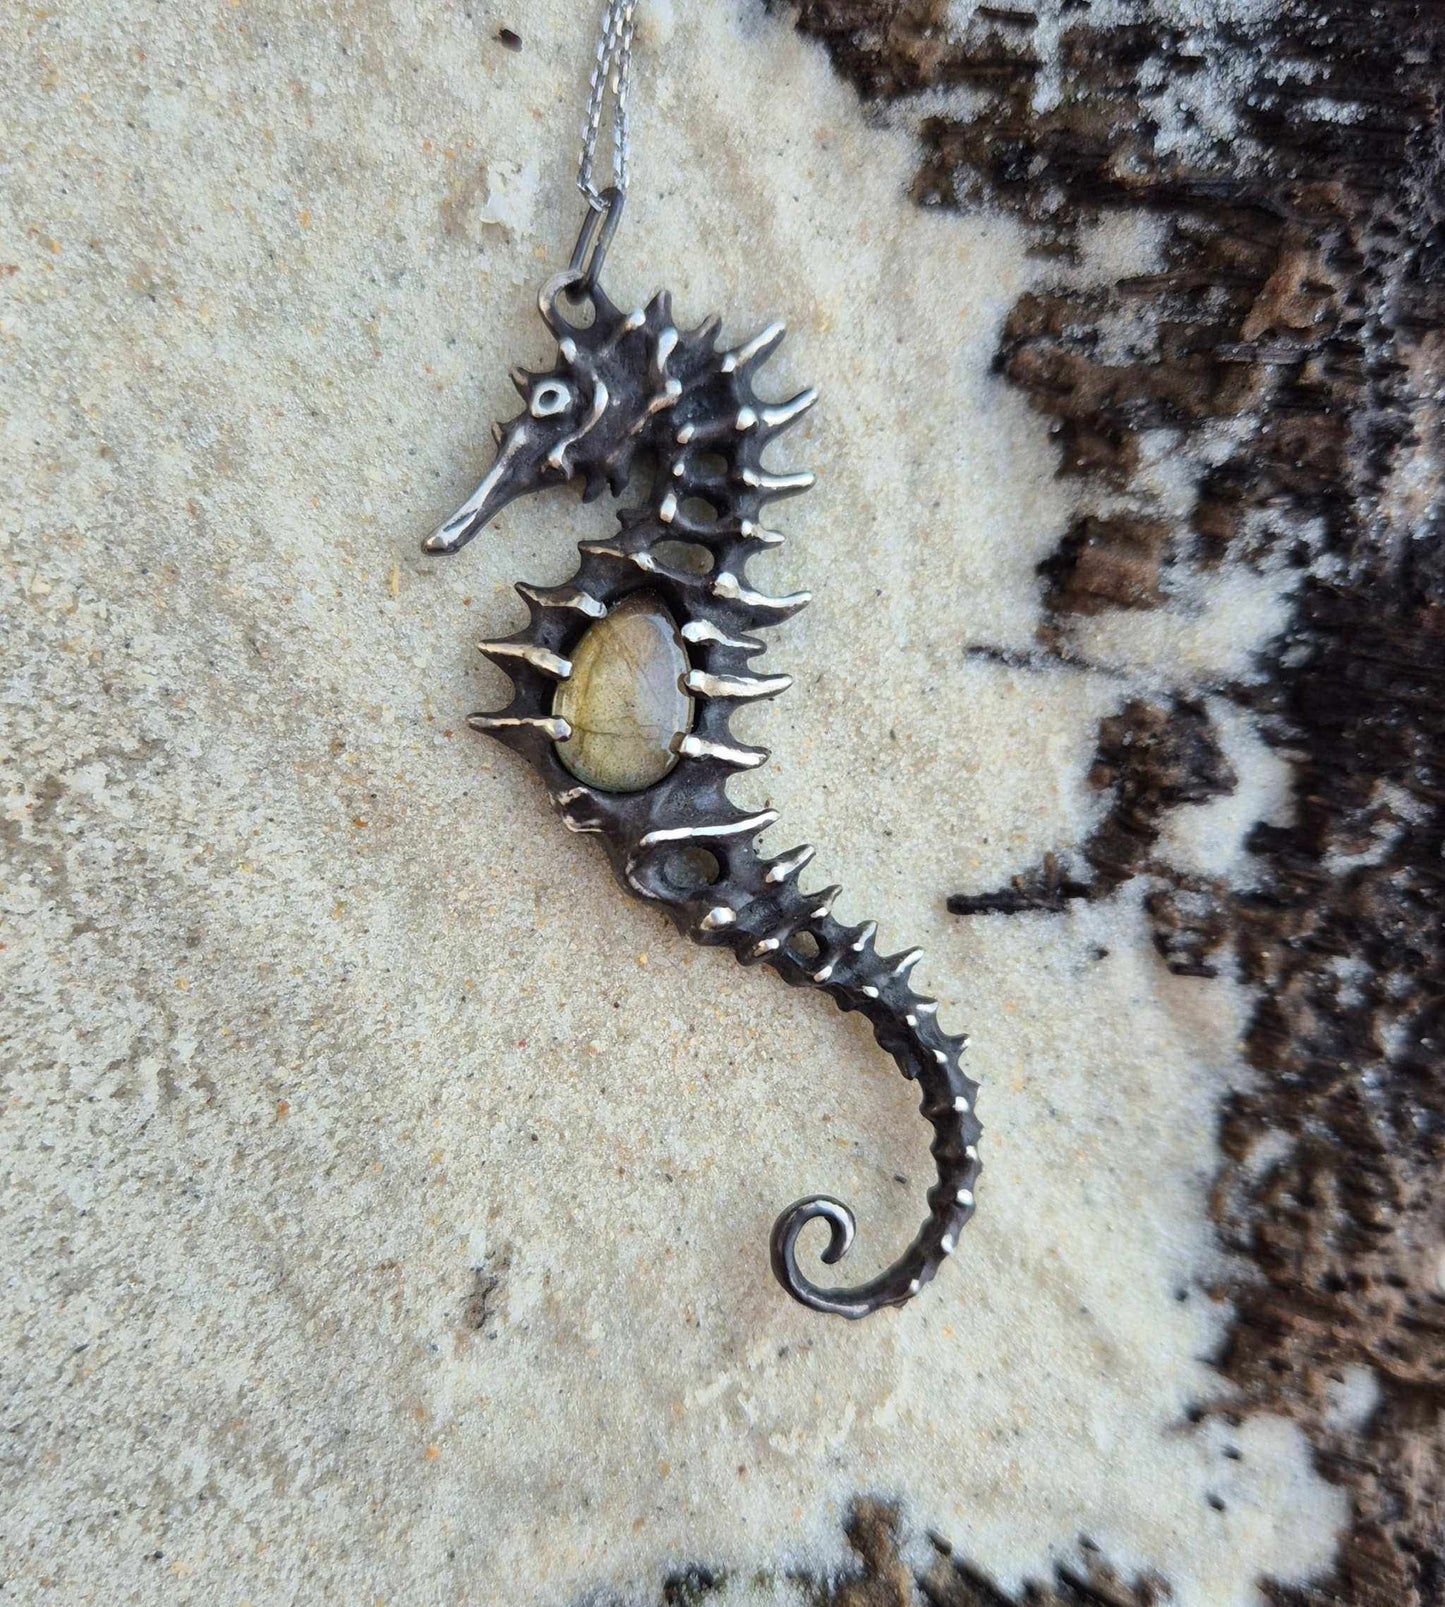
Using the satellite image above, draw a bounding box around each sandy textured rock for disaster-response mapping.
[1,2,1346,1604]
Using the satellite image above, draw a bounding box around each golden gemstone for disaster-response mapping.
[552,590,694,793]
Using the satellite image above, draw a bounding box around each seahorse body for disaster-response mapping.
[424,268,981,1317]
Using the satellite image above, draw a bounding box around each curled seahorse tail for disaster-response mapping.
[762,947,981,1318]
[685,866,982,1319]
[771,1196,872,1317]
[771,1190,959,1319]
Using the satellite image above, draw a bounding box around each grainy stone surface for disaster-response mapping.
[1,2,1350,1604]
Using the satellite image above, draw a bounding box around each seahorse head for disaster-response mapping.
[424,275,706,555]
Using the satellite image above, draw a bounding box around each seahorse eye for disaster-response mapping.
[529,379,572,418]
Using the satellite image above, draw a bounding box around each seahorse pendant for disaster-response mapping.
[423,263,981,1318]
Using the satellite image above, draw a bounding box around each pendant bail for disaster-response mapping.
[568,184,625,294]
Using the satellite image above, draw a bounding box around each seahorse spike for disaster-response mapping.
[890,948,924,979]
[476,638,572,680]
[722,320,786,373]
[711,572,811,616]
[765,844,816,884]
[651,325,678,381]
[688,313,723,351]
[760,389,819,431]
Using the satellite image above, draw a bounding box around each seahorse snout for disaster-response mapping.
[425,417,561,554]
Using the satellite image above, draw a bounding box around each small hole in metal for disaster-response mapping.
[662,847,721,891]
[653,539,713,576]
[558,288,597,329]
[787,931,821,962]
[627,448,658,502]
[530,381,571,418]
[679,496,720,525]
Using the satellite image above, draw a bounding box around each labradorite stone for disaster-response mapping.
[552,590,694,793]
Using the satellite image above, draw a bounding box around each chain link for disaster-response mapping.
[578,0,638,212]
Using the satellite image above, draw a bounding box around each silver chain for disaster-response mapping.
[578,0,638,211]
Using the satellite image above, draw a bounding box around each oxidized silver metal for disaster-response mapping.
[422,249,982,1318]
